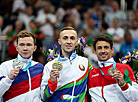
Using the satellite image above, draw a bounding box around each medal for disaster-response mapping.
[108,67,118,76]
[13,60,24,69]
[52,61,63,71]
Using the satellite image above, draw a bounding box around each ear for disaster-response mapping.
[58,39,61,45]
[16,45,18,51]
[33,45,37,52]
[111,46,114,56]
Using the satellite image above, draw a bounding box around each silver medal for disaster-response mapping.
[12,60,24,69]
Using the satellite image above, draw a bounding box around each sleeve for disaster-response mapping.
[88,60,93,72]
[121,65,138,101]
[48,15,57,23]
[40,64,57,101]
[0,64,13,97]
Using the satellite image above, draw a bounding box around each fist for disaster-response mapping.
[8,68,19,80]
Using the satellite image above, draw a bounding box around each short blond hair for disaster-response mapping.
[60,27,77,38]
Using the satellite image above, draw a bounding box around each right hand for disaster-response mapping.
[8,68,19,80]
[50,69,59,82]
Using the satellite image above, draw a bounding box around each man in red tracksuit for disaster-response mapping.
[88,35,138,102]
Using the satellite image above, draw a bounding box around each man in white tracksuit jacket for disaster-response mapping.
[0,30,44,102]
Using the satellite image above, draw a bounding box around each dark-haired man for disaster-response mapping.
[88,35,138,102]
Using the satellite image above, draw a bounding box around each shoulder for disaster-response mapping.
[0,60,13,66]
[116,63,132,72]
[0,60,14,74]
[44,58,57,67]
[32,60,44,68]
[89,67,99,75]
[76,55,88,61]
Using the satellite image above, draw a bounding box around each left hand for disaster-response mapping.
[112,71,124,85]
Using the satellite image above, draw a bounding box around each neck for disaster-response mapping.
[61,50,72,58]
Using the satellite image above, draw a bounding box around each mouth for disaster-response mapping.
[66,45,72,49]
[100,54,107,58]
[22,52,29,55]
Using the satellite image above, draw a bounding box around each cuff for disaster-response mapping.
[5,76,14,83]
[48,79,57,92]
[119,82,129,91]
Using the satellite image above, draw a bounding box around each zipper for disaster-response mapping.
[27,69,32,102]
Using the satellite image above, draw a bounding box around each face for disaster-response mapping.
[16,37,37,59]
[58,30,78,57]
[16,21,23,31]
[93,41,114,61]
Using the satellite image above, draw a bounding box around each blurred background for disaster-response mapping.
[0,0,138,67]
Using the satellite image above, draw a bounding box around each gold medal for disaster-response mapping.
[13,60,24,69]
[52,61,63,71]
[108,67,118,76]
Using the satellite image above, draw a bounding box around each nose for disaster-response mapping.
[23,45,28,50]
[67,38,71,44]
[101,48,105,52]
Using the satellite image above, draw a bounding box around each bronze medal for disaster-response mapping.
[52,61,63,71]
[108,67,118,76]
[12,60,24,69]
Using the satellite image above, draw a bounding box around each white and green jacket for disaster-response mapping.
[41,51,92,102]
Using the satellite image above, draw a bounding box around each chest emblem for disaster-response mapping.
[79,64,85,71]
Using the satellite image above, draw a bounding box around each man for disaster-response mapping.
[41,27,92,102]
[35,3,56,50]
[0,30,44,102]
[120,31,138,56]
[88,35,138,102]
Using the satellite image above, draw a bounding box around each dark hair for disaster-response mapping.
[101,22,109,30]
[124,31,131,38]
[93,35,113,50]
[16,30,36,45]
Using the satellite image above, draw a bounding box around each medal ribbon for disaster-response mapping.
[14,58,32,71]
[58,53,77,62]
[99,61,116,76]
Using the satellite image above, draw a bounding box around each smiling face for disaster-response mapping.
[58,29,78,57]
[16,37,37,59]
[93,41,114,61]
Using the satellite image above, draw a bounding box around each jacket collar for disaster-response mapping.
[58,50,77,62]
[98,57,114,68]
[17,54,32,64]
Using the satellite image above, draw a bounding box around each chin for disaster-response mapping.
[99,58,108,61]
[65,49,73,53]
[22,55,30,59]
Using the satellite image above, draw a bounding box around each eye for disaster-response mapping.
[104,46,109,49]
[97,46,102,50]
[19,43,25,46]
[63,36,68,40]
[70,36,75,40]
[26,43,33,46]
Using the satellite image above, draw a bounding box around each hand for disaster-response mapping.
[112,71,124,85]
[8,68,19,80]
[46,18,50,23]
[50,69,59,82]
[7,25,13,33]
